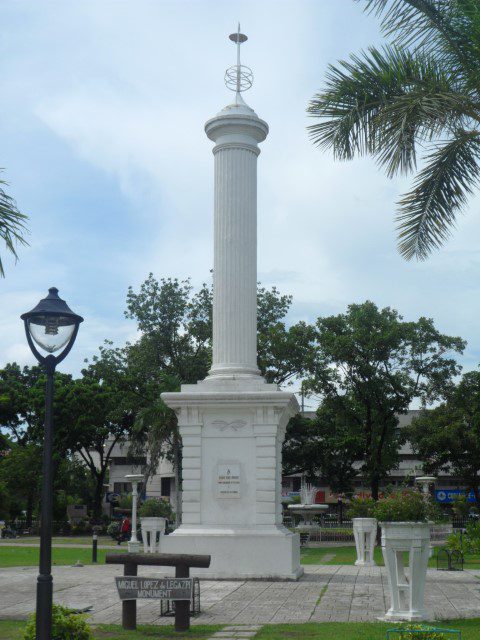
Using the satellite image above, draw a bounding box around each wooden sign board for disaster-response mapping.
[115,576,193,601]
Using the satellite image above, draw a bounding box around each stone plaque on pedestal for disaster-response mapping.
[217,463,241,498]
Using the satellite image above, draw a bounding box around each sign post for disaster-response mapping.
[106,552,211,632]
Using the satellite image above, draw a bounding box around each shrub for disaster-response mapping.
[347,496,375,519]
[70,519,92,535]
[139,498,174,519]
[445,531,467,554]
[106,521,120,540]
[396,624,449,640]
[117,493,132,510]
[452,494,470,517]
[447,521,480,554]
[23,604,93,640]
[374,489,438,523]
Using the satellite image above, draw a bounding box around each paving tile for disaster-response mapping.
[1,563,479,625]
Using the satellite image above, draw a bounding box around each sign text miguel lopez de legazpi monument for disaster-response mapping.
[162,26,302,579]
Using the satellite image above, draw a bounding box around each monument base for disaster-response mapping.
[162,526,303,580]
[162,376,302,581]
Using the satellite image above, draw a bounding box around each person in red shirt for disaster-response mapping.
[117,517,131,545]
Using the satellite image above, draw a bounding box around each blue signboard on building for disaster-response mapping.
[435,489,475,504]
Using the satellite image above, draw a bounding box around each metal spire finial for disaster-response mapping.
[225,23,253,96]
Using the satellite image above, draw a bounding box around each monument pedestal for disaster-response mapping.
[162,378,302,580]
[163,527,301,580]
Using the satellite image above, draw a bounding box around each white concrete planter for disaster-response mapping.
[140,517,167,553]
[380,522,431,621]
[353,518,377,566]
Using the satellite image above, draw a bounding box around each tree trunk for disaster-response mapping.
[26,488,35,527]
[371,476,380,501]
[92,470,106,524]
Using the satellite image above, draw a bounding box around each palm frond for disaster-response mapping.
[360,1,480,76]
[377,87,477,176]
[308,46,468,175]
[0,176,29,278]
[396,129,480,260]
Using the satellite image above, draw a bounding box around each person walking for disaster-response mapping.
[117,516,131,545]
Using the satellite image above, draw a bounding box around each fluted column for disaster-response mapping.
[205,109,268,379]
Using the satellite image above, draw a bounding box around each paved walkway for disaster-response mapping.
[0,564,479,624]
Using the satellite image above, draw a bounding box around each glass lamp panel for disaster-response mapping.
[28,315,76,354]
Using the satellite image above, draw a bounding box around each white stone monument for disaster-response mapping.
[162,26,301,579]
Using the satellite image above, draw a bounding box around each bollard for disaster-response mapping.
[92,532,98,564]
[92,525,102,564]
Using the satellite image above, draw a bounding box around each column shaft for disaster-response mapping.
[211,144,259,376]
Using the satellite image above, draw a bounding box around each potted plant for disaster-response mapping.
[139,499,174,553]
[374,489,436,622]
[347,496,377,566]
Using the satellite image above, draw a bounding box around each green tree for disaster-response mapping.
[0,364,45,523]
[283,398,362,493]
[0,173,28,276]
[308,0,480,260]
[65,364,136,522]
[0,480,10,520]
[0,444,42,522]
[305,301,464,498]
[408,370,480,506]
[0,363,116,523]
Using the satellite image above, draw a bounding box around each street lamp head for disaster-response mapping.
[21,287,83,365]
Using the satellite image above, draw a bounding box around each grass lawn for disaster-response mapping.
[0,536,114,546]
[0,620,220,639]
[0,546,121,567]
[300,545,480,569]
[2,543,478,570]
[2,619,480,640]
[257,619,480,639]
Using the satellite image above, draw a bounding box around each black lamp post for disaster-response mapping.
[21,288,83,640]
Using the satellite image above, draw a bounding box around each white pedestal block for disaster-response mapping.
[353,518,377,566]
[380,522,431,622]
[163,527,302,580]
[162,379,302,579]
[127,540,141,553]
[141,517,166,553]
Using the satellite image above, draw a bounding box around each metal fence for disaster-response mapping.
[5,520,72,536]
[286,521,453,544]
[300,527,355,543]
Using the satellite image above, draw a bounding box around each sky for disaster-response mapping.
[1,0,480,407]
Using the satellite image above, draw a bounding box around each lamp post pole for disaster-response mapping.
[21,287,83,640]
[36,355,56,639]
[126,474,143,553]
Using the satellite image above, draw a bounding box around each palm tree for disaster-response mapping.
[308,0,480,260]
[0,172,28,276]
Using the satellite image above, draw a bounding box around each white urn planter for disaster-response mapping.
[141,517,167,553]
[380,522,431,621]
[353,518,377,566]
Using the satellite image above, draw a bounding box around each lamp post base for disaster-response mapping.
[127,541,141,553]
